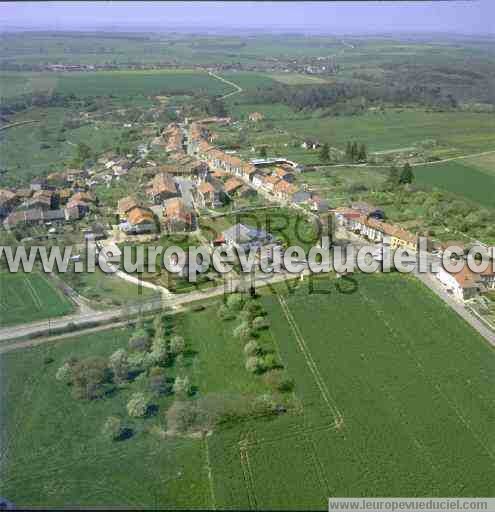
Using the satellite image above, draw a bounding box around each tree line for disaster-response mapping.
[245,81,459,113]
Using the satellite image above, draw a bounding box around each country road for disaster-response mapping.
[311,148,495,170]
[208,71,243,100]
[0,270,304,349]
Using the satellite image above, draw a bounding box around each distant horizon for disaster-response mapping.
[0,1,493,36]
[1,26,495,39]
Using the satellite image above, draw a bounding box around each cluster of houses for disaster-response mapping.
[1,176,96,230]
[187,120,328,211]
[334,203,418,253]
[154,123,184,154]
[334,202,495,301]
[117,171,196,235]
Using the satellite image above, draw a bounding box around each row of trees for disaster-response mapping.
[345,141,367,162]
[219,294,294,389]
[387,162,415,188]
[318,141,367,164]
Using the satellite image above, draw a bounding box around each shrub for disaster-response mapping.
[128,328,151,352]
[245,356,264,374]
[173,375,192,398]
[263,370,294,392]
[102,416,123,441]
[252,316,270,331]
[149,368,169,396]
[226,294,244,311]
[55,362,72,383]
[166,400,199,434]
[126,392,149,418]
[108,349,129,383]
[244,340,261,357]
[127,351,146,370]
[262,353,281,370]
[71,357,112,400]
[217,304,233,321]
[233,321,252,340]
[170,335,186,355]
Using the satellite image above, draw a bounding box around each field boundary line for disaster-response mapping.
[303,431,332,497]
[204,436,217,510]
[359,285,495,466]
[239,445,258,510]
[411,149,495,167]
[238,422,338,450]
[24,276,42,310]
[277,294,344,429]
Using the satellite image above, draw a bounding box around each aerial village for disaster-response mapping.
[1,114,494,303]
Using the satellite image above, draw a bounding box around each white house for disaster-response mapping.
[435,266,481,301]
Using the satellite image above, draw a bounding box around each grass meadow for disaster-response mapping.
[414,160,495,210]
[228,105,495,154]
[0,272,73,327]
[2,274,495,508]
[0,106,128,186]
[0,327,213,508]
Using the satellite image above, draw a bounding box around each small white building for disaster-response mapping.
[435,266,481,301]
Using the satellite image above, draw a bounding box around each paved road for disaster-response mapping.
[0,270,305,346]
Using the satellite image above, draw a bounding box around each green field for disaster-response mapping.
[0,69,232,100]
[60,268,159,309]
[0,327,213,508]
[250,109,495,154]
[415,160,495,209]
[0,272,73,327]
[208,274,495,508]
[3,274,495,508]
[0,106,128,185]
[0,301,273,507]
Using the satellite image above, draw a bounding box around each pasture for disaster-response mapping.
[3,274,495,508]
[0,272,73,327]
[414,160,495,209]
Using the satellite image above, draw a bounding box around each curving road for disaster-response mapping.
[208,71,243,100]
